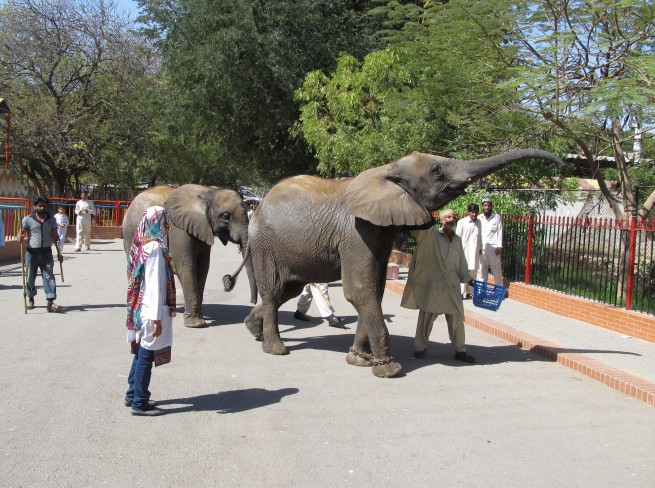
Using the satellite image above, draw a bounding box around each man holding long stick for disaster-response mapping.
[20,197,64,313]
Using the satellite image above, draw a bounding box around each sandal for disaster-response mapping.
[47,301,63,313]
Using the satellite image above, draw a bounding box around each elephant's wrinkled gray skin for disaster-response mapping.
[234,149,563,378]
[122,184,256,328]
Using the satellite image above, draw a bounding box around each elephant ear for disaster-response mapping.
[165,184,215,246]
[342,165,432,227]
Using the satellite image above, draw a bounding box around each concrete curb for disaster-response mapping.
[386,279,655,407]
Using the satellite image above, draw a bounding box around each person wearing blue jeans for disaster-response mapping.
[125,206,176,416]
[21,197,64,312]
[124,347,156,411]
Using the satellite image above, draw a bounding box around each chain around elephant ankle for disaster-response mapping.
[349,347,374,361]
[184,312,202,319]
[370,355,395,366]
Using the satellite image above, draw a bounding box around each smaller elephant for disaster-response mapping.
[123,184,257,327]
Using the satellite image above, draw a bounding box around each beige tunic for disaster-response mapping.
[401,227,472,317]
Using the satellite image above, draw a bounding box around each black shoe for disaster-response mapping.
[46,301,63,313]
[326,314,345,328]
[27,299,35,310]
[293,310,310,321]
[413,349,426,359]
[124,399,159,407]
[454,351,476,363]
[131,406,164,416]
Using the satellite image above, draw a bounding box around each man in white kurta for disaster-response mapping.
[456,203,482,299]
[74,189,94,251]
[401,210,476,363]
[478,198,503,285]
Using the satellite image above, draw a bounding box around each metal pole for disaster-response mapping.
[625,209,638,310]
[525,210,535,284]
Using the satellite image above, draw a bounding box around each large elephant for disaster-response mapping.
[123,184,257,328]
[231,149,563,378]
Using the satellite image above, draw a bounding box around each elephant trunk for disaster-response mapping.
[462,149,564,181]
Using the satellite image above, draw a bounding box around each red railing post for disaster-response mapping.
[114,201,121,226]
[625,209,638,310]
[524,211,535,284]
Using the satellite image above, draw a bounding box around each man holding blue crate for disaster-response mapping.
[401,209,476,363]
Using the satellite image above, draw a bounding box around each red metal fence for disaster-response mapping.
[0,197,129,240]
[45,197,130,228]
[0,197,30,238]
[503,214,655,315]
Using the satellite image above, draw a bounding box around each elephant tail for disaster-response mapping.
[223,243,250,292]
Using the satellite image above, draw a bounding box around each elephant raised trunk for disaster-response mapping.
[459,149,565,182]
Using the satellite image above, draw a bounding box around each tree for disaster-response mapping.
[295,0,566,192]
[0,0,158,194]
[495,0,655,219]
[136,0,378,187]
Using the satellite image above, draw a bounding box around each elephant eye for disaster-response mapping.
[431,164,443,177]
[219,212,232,222]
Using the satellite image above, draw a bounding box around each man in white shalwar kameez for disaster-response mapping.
[456,203,482,299]
[478,197,504,285]
[401,209,476,363]
[74,189,94,251]
[294,283,345,327]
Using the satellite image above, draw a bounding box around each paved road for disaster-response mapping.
[0,239,653,487]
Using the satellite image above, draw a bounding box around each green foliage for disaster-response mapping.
[0,0,159,193]
[295,49,446,175]
[138,0,378,186]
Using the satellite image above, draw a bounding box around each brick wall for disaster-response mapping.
[505,281,655,343]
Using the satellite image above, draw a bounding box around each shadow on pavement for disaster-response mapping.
[64,302,126,312]
[202,303,258,327]
[158,387,300,414]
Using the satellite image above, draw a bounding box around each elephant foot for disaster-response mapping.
[346,347,373,367]
[262,337,289,355]
[371,356,402,378]
[245,314,263,340]
[184,313,206,328]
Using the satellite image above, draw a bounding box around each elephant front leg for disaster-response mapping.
[343,284,401,377]
[174,248,207,328]
[346,324,373,367]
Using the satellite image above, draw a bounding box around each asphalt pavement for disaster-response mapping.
[0,239,653,487]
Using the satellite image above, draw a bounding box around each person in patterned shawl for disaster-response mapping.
[124,206,176,416]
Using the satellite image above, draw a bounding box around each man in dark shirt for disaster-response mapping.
[20,197,64,312]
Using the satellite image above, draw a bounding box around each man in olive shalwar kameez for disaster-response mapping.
[401,209,476,363]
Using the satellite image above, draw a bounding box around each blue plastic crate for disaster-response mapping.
[472,280,507,311]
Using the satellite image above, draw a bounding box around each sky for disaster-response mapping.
[115,0,139,20]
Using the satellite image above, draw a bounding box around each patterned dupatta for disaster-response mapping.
[126,206,176,332]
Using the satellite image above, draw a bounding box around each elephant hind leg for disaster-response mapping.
[245,304,264,341]
[259,282,305,356]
